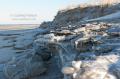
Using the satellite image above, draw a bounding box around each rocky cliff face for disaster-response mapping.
[2,3,120,79]
[40,3,120,29]
[38,3,120,79]
[53,3,120,24]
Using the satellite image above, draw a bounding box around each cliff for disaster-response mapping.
[40,3,120,29]
[54,3,120,24]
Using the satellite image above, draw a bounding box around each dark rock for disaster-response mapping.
[4,54,47,79]
[75,52,96,60]
[35,48,52,61]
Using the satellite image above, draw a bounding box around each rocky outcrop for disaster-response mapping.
[21,3,120,79]
[2,3,120,79]
[0,29,49,79]
[53,3,120,24]
[4,53,47,79]
[37,20,120,79]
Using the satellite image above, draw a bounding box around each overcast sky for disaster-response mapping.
[0,0,94,24]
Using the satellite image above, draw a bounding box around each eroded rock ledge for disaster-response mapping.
[2,3,120,79]
[34,22,120,79]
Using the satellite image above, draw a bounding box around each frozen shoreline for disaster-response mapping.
[0,28,46,64]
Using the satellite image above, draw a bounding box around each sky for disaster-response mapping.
[0,0,93,24]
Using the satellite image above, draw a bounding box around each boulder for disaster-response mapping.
[62,67,75,75]
[3,53,47,79]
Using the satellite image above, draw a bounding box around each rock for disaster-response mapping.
[107,26,120,36]
[35,47,52,61]
[62,67,75,75]
[76,52,96,60]
[109,62,120,79]
[56,30,72,36]
[75,67,117,79]
[75,37,92,52]
[0,64,6,79]
[36,51,52,61]
[3,54,47,79]
[72,61,81,71]
[28,54,47,77]
[53,4,120,25]
[74,55,119,79]
[94,45,113,55]
[13,33,35,50]
[14,38,33,50]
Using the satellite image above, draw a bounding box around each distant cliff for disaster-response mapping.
[40,3,120,29]
[53,3,120,24]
